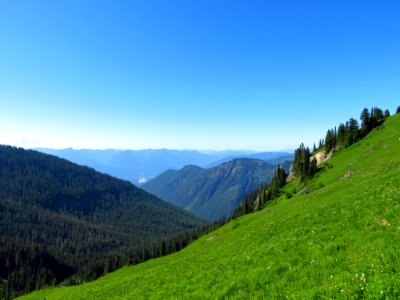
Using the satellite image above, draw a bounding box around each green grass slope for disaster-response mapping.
[20,115,400,299]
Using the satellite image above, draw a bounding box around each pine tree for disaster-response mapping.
[396,106,400,114]
[302,147,311,181]
[309,157,317,178]
[293,143,305,175]
[333,126,337,150]
[372,107,384,126]
[360,107,371,135]
[346,118,359,147]
[337,123,346,149]
[325,130,334,153]
[384,109,390,118]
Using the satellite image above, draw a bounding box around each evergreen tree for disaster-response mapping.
[302,147,311,181]
[309,157,317,178]
[337,123,346,149]
[293,144,315,181]
[293,143,305,175]
[318,139,323,149]
[325,130,334,153]
[384,109,390,118]
[345,118,359,147]
[333,126,337,150]
[372,107,384,126]
[396,106,400,114]
[360,107,371,135]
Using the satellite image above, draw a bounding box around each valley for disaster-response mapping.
[143,158,291,220]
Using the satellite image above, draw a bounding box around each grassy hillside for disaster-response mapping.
[20,114,400,299]
[143,158,290,221]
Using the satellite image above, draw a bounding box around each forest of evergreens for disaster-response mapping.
[0,146,204,299]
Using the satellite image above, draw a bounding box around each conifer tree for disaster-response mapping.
[325,130,334,153]
[309,157,317,178]
[372,107,384,126]
[302,147,311,180]
[318,139,323,149]
[360,107,371,135]
[337,123,346,149]
[333,126,337,150]
[397,106,400,114]
[384,109,390,118]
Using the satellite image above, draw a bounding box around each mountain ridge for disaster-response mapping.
[143,158,291,220]
[35,148,292,185]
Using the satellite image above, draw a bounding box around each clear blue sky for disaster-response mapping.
[1,0,399,151]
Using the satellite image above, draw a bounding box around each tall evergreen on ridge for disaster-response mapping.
[345,118,359,147]
[371,107,385,127]
[324,130,334,153]
[293,144,317,181]
[360,107,371,135]
[396,106,400,114]
[337,123,346,149]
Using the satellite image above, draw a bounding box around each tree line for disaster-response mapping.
[293,106,397,181]
[231,104,399,221]
[324,106,392,153]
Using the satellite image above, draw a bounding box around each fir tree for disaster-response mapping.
[372,107,384,126]
[325,130,334,153]
[360,107,371,135]
[337,123,346,149]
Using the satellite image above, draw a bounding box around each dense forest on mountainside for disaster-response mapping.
[20,112,400,299]
[143,158,291,220]
[0,146,204,299]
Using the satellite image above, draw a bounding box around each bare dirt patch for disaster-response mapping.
[340,170,359,180]
[206,236,216,242]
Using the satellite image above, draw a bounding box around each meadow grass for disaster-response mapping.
[20,114,400,299]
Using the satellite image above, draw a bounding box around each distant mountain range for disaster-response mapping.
[143,158,292,221]
[35,148,293,185]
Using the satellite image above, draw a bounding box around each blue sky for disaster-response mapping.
[0,0,399,151]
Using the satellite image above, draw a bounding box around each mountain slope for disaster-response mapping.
[21,114,400,299]
[143,158,290,220]
[0,146,204,297]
